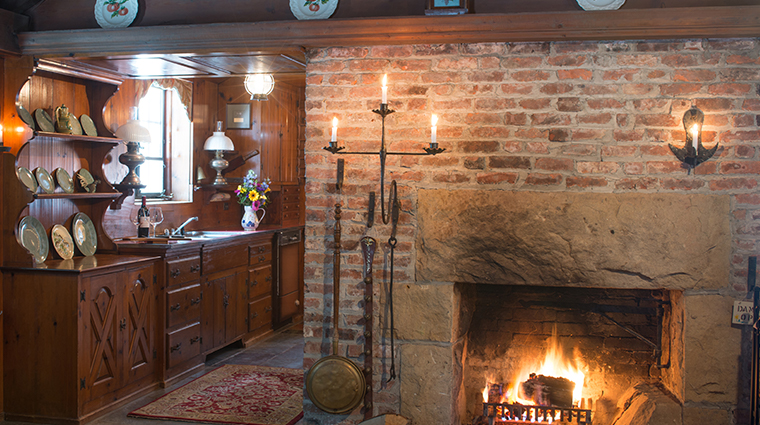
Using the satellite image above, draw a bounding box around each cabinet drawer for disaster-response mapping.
[203,244,248,275]
[166,256,201,287]
[166,322,202,369]
[249,249,272,267]
[166,284,202,329]
[283,211,301,221]
[248,266,272,299]
[248,297,272,332]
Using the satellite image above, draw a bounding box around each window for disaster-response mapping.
[136,83,193,202]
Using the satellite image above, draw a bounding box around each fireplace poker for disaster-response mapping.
[386,195,400,383]
[361,236,377,419]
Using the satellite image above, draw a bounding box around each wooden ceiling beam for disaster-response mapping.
[18,6,760,58]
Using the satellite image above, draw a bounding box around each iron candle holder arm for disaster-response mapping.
[322,103,446,226]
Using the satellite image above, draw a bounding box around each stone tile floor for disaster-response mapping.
[1,325,305,425]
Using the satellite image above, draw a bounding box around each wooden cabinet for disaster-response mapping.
[247,234,274,337]
[200,241,248,353]
[2,256,158,424]
[163,249,204,382]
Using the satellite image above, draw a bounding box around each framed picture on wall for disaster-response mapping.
[226,103,251,129]
[425,0,471,15]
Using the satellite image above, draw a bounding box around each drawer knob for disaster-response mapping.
[171,269,180,278]
[170,343,182,352]
[259,246,265,253]
[259,255,266,262]
[170,303,181,312]
[190,297,201,306]
[265,306,272,313]
[252,312,259,318]
[265,275,272,282]
[190,265,200,273]
[251,280,258,286]
[190,336,200,344]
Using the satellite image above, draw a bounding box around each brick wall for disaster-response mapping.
[303,39,760,424]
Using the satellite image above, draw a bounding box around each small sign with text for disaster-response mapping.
[733,301,754,325]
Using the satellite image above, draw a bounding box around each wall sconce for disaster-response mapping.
[244,74,275,101]
[668,105,718,172]
[204,121,235,185]
[115,107,151,186]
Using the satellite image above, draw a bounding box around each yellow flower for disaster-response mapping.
[248,191,260,202]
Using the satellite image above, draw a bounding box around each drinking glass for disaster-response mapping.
[150,207,164,237]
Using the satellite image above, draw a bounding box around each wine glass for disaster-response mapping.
[150,207,164,237]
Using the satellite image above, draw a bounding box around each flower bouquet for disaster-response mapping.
[235,170,271,231]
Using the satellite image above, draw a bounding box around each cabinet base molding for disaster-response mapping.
[161,362,205,389]
[242,328,275,348]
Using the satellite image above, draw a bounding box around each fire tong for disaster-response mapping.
[361,236,377,419]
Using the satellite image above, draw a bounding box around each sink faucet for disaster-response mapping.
[172,216,198,236]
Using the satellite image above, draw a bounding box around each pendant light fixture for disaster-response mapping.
[244,74,275,101]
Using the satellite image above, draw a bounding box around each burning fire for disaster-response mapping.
[483,329,586,407]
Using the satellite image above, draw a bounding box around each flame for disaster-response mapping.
[483,328,586,408]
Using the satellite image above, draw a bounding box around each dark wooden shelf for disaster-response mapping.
[32,131,121,145]
[34,192,122,200]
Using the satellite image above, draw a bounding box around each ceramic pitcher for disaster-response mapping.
[241,205,265,231]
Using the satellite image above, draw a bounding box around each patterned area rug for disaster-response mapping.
[129,365,303,425]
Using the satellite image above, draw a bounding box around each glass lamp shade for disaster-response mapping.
[115,107,151,144]
[244,74,275,101]
[203,121,235,151]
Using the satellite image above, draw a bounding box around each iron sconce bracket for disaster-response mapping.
[667,105,718,172]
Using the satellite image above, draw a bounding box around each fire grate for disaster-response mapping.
[483,402,592,424]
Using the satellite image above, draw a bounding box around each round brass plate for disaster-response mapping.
[306,355,366,414]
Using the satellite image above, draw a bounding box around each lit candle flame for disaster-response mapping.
[382,74,387,88]
[690,124,699,153]
[431,114,438,126]
[331,117,338,143]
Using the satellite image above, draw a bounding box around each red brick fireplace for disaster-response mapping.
[303,38,759,425]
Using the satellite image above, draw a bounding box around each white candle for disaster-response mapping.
[0,124,3,146]
[331,117,338,142]
[381,74,388,105]
[431,114,438,146]
[690,124,699,153]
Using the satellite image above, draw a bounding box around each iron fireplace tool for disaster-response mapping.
[386,192,400,383]
[361,236,377,419]
[306,203,367,414]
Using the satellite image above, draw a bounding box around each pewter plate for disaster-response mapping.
[17,166,37,192]
[72,212,97,256]
[35,167,55,194]
[34,108,55,133]
[54,168,74,194]
[18,216,48,264]
[80,114,98,137]
[17,104,35,130]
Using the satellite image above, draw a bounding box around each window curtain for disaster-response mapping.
[133,78,193,116]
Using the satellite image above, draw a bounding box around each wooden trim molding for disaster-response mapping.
[18,6,760,58]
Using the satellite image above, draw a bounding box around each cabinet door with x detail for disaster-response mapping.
[124,263,157,385]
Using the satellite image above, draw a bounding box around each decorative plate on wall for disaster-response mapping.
[51,224,75,260]
[72,212,97,256]
[95,0,138,29]
[577,0,625,10]
[290,0,338,20]
[18,216,49,264]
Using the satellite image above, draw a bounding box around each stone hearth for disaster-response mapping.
[387,190,738,424]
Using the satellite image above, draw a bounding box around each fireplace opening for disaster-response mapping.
[464,284,681,425]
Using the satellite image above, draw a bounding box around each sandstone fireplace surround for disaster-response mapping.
[408,190,734,425]
[309,189,740,425]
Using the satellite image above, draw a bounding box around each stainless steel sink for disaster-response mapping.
[183,230,248,239]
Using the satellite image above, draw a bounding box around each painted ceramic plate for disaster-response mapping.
[577,0,625,10]
[95,0,138,29]
[76,168,96,193]
[72,212,97,256]
[17,166,38,192]
[34,108,55,133]
[54,168,75,194]
[51,224,75,260]
[17,103,35,130]
[18,216,49,264]
[35,167,55,194]
[80,114,98,137]
[289,0,338,20]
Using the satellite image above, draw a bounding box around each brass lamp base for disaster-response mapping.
[118,141,145,186]
[209,150,229,185]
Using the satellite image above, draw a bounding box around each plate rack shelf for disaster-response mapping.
[1,62,128,268]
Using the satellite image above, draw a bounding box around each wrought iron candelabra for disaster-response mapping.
[323,103,445,228]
